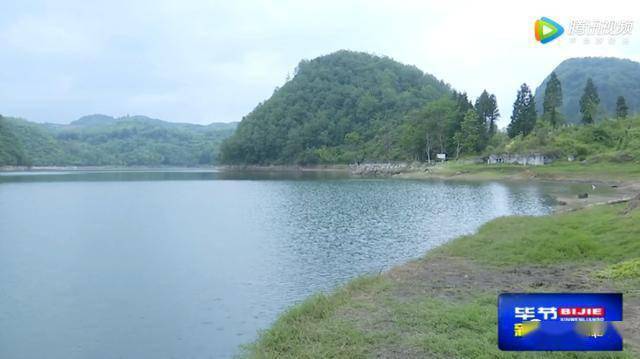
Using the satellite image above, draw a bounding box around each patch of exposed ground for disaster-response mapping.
[554,182,640,212]
[387,256,603,299]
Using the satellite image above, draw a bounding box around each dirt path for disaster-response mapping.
[387,256,601,299]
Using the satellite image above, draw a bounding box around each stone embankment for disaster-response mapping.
[349,162,431,176]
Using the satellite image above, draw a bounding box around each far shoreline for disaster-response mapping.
[3,160,639,184]
[0,165,218,173]
[3,161,639,214]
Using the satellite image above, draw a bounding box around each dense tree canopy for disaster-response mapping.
[219,50,451,164]
[402,96,457,162]
[0,115,28,165]
[0,115,236,166]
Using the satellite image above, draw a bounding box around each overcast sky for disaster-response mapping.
[1,0,639,128]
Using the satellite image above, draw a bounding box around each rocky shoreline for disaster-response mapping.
[223,162,444,176]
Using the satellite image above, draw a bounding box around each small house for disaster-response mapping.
[486,153,551,166]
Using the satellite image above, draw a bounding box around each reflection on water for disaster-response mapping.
[0,170,557,358]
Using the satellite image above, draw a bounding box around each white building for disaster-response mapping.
[486,154,551,166]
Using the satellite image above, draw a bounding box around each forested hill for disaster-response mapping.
[220,50,451,164]
[0,114,237,167]
[535,57,640,124]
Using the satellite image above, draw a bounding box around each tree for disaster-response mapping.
[579,78,600,124]
[460,109,482,154]
[452,131,462,159]
[452,91,474,114]
[444,91,474,154]
[422,106,448,163]
[344,131,364,163]
[542,72,563,127]
[400,97,457,162]
[616,96,629,119]
[449,91,472,132]
[425,130,433,163]
[475,90,499,138]
[507,84,537,138]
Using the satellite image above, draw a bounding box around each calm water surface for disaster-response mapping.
[0,170,570,358]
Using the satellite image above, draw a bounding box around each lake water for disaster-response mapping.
[0,170,562,358]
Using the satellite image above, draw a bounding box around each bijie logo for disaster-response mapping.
[535,17,564,44]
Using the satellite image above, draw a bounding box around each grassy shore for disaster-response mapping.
[395,161,640,182]
[244,199,640,358]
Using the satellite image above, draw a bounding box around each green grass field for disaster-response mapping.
[436,203,640,265]
[431,161,640,182]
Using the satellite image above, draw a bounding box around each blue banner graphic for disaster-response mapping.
[498,293,623,351]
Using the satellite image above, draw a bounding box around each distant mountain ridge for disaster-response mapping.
[0,114,238,166]
[535,57,640,123]
[69,114,237,129]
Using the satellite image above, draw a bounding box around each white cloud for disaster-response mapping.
[0,0,639,125]
[1,15,99,56]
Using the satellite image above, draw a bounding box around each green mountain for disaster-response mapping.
[0,114,237,166]
[220,50,451,164]
[535,57,640,124]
